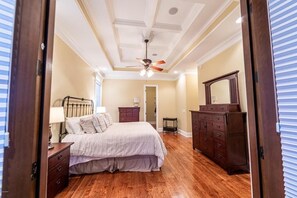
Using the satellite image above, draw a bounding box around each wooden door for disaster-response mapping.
[2,0,56,197]
[240,0,285,197]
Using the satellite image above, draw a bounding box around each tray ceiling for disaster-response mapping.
[55,0,242,80]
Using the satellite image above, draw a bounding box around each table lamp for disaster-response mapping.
[49,107,65,149]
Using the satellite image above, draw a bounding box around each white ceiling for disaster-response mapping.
[55,0,242,80]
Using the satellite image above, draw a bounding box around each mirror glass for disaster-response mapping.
[210,79,230,104]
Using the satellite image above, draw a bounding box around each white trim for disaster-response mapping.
[157,128,163,132]
[178,129,192,138]
[144,85,158,130]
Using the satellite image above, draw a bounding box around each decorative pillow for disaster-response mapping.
[103,113,113,127]
[94,113,107,132]
[92,116,103,133]
[80,116,96,134]
[65,117,84,134]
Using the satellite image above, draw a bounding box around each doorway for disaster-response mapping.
[144,85,158,130]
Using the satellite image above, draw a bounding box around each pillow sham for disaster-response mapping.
[65,117,84,134]
[80,116,97,134]
[103,113,113,127]
[92,116,103,133]
[94,113,107,132]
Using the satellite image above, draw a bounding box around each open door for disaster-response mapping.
[144,85,158,130]
[2,0,56,197]
[240,0,285,197]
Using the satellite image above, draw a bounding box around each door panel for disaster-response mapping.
[240,0,285,197]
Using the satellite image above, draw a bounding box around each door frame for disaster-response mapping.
[144,85,158,130]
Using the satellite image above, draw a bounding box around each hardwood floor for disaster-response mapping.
[57,133,251,198]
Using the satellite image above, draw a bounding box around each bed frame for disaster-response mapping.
[59,96,94,142]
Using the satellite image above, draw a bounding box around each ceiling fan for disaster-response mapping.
[136,39,166,76]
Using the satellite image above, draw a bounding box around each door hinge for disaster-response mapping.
[259,146,264,160]
[4,132,9,147]
[36,60,43,76]
[31,162,38,180]
[276,122,281,133]
[249,2,252,14]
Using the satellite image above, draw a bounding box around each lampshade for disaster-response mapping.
[147,70,154,77]
[50,107,65,124]
[139,69,146,76]
[97,106,106,113]
[133,97,140,103]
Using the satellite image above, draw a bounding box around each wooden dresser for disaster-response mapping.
[118,107,140,122]
[191,104,249,174]
[47,142,73,198]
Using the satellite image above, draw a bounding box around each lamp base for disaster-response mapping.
[48,144,54,150]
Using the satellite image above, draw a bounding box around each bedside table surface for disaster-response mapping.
[48,142,73,158]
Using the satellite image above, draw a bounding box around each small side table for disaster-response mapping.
[163,117,178,132]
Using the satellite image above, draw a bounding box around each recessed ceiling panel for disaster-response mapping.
[155,0,196,26]
[113,0,147,22]
[117,27,144,45]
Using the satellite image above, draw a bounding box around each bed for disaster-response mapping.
[59,96,167,174]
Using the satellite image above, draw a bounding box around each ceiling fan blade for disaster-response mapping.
[136,58,145,65]
[152,60,166,66]
[150,66,163,72]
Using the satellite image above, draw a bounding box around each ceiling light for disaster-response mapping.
[140,69,146,76]
[236,17,242,24]
[169,7,178,15]
[147,70,154,78]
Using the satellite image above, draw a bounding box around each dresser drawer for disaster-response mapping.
[47,174,68,198]
[213,122,225,131]
[213,130,225,142]
[48,148,69,171]
[213,115,224,123]
[48,157,69,181]
[214,153,227,168]
[214,140,225,151]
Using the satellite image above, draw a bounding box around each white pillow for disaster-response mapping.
[65,117,84,134]
[92,116,103,133]
[103,113,113,126]
[94,113,107,132]
[80,116,97,134]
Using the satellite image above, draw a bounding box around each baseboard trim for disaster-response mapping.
[178,129,192,138]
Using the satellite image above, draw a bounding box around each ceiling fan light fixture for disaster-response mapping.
[140,69,146,76]
[147,70,154,78]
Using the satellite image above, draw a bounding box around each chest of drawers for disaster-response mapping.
[118,107,140,122]
[47,142,73,198]
[191,104,249,174]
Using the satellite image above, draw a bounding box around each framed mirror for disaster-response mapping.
[203,70,240,105]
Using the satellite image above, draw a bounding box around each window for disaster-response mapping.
[95,78,102,109]
[269,1,297,197]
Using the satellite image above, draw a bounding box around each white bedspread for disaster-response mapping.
[62,122,167,167]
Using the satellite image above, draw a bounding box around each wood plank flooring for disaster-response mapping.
[57,133,251,198]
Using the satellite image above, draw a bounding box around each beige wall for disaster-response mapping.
[176,74,199,132]
[146,87,156,122]
[197,41,247,112]
[50,35,95,142]
[102,79,176,128]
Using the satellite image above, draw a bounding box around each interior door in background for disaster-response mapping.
[144,86,157,129]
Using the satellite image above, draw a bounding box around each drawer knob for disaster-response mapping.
[58,154,63,160]
[57,166,62,172]
[56,179,61,185]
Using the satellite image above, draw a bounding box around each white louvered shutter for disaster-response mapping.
[268,0,297,197]
[0,0,16,194]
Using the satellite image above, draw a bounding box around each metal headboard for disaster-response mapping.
[59,96,94,142]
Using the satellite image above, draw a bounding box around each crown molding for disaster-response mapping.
[196,31,242,68]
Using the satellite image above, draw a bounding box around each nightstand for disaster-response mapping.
[47,142,73,198]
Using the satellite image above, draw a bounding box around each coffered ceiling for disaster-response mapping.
[55,0,242,80]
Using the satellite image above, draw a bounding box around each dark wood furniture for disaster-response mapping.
[47,142,73,198]
[118,107,140,122]
[163,117,178,132]
[191,71,249,174]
